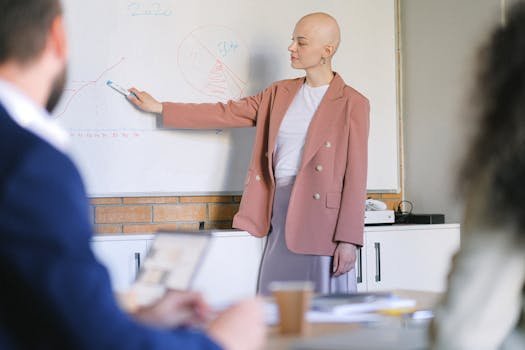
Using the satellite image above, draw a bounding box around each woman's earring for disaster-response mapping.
[321,57,326,65]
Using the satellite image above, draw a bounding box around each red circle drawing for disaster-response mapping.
[178,25,249,101]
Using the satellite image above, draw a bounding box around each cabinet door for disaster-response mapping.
[365,227,460,292]
[191,235,263,305]
[91,239,150,293]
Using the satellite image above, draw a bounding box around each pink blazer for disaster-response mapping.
[162,73,370,255]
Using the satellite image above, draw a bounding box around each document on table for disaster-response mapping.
[311,292,417,315]
[265,292,417,325]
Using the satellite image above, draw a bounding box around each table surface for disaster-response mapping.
[264,290,441,350]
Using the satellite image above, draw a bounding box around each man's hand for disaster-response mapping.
[132,290,211,329]
[208,298,266,350]
[128,88,163,114]
[333,242,357,277]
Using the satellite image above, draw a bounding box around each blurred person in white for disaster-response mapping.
[430,2,525,349]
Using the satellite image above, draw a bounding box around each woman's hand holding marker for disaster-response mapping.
[128,87,163,114]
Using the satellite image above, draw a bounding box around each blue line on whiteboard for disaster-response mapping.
[128,2,173,16]
[177,28,248,101]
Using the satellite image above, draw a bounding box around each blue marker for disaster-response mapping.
[106,80,137,98]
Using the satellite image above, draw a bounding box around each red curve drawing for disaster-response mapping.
[54,57,126,118]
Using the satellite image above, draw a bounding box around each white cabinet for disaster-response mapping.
[91,231,264,305]
[359,224,460,292]
[91,235,153,293]
[191,232,263,304]
[91,225,460,301]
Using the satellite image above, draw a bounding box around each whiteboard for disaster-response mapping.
[55,0,399,195]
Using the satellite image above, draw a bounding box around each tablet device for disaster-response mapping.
[131,230,212,305]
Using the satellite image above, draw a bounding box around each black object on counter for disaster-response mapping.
[406,214,445,224]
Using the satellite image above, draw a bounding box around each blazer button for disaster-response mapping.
[255,175,261,181]
[265,152,268,158]
[315,165,323,172]
[313,193,321,200]
[325,141,331,148]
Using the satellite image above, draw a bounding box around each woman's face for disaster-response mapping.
[288,19,327,70]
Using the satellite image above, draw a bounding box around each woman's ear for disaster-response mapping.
[322,44,335,60]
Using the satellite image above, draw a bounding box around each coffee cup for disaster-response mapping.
[269,281,314,335]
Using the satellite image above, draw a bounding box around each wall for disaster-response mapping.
[97,0,516,234]
[91,192,402,234]
[401,0,502,223]
[94,0,504,232]
[92,195,240,234]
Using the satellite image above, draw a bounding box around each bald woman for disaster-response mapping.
[128,13,370,295]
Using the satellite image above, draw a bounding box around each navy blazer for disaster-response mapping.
[0,104,221,350]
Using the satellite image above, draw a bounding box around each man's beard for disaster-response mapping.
[46,66,67,113]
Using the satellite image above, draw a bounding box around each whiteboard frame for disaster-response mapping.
[366,0,402,194]
[58,0,402,197]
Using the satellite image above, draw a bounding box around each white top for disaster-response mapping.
[431,184,525,350]
[432,227,525,350]
[273,83,329,180]
[0,79,69,152]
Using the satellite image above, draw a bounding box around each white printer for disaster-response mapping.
[364,210,395,225]
[364,199,395,225]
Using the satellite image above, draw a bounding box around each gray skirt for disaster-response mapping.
[257,176,357,296]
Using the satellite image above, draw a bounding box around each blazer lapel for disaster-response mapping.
[267,77,304,161]
[299,73,347,169]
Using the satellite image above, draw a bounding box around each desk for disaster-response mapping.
[265,290,441,350]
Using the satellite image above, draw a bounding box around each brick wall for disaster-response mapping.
[91,193,402,235]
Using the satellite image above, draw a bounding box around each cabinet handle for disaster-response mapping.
[374,242,381,282]
[356,247,363,283]
[134,252,141,280]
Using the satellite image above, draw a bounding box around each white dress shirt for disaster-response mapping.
[0,79,69,152]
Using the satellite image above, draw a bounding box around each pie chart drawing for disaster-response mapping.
[178,25,249,101]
